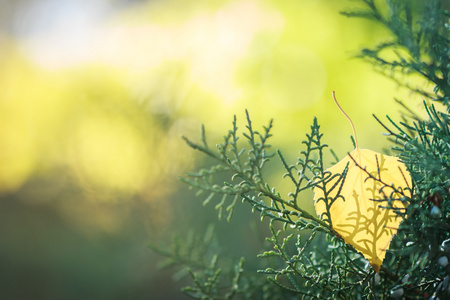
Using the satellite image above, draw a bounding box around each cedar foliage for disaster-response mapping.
[151,0,450,298]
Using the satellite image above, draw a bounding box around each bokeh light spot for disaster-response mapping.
[71,113,148,193]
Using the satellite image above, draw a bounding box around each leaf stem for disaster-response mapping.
[332,91,359,150]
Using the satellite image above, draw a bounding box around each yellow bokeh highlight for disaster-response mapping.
[0,49,67,191]
[70,113,148,192]
[0,114,36,191]
[0,0,431,208]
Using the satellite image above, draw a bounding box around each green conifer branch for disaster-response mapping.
[152,0,449,298]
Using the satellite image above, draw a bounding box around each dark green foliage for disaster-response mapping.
[342,0,450,106]
[351,1,450,297]
[151,0,450,298]
[372,103,450,298]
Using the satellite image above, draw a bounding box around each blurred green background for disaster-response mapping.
[0,0,427,299]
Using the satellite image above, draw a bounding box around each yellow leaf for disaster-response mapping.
[313,92,412,273]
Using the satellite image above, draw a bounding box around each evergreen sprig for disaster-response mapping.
[153,108,448,299]
[173,112,397,299]
[151,0,450,298]
[149,225,248,299]
[346,0,450,297]
[180,111,329,229]
[342,0,450,107]
[372,102,450,299]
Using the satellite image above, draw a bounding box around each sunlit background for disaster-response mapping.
[0,0,428,299]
